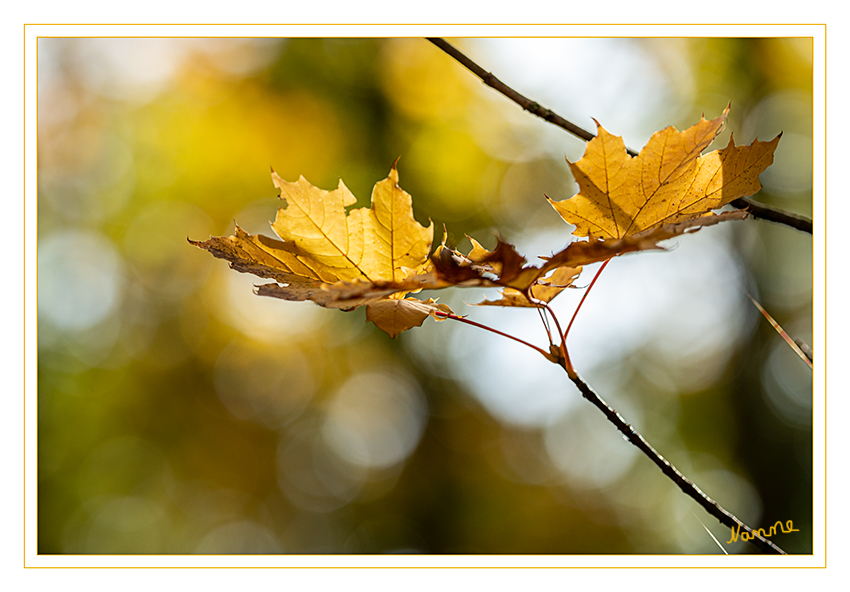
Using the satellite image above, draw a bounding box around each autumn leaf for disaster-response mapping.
[431,211,747,308]
[191,164,453,337]
[432,236,582,308]
[191,116,756,333]
[269,163,433,283]
[548,105,780,239]
[365,296,453,338]
[427,107,770,310]
[476,266,581,308]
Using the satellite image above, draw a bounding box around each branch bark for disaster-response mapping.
[566,369,787,555]
[427,37,813,235]
[426,37,598,145]
[730,197,813,234]
[442,297,788,554]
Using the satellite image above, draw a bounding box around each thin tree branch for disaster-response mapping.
[427,37,598,145]
[746,292,813,369]
[427,37,813,235]
[442,302,786,553]
[795,339,814,363]
[566,369,787,555]
[731,197,813,234]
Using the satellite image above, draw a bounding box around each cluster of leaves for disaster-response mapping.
[191,105,779,338]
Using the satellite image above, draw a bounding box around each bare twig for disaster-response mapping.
[566,369,786,555]
[731,197,813,234]
[690,509,729,554]
[746,292,813,369]
[795,339,814,363]
[554,268,785,554]
[442,297,786,554]
[426,37,597,145]
[427,37,813,235]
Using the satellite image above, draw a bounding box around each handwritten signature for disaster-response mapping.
[727,520,799,544]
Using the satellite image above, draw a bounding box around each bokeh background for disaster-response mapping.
[37,37,813,554]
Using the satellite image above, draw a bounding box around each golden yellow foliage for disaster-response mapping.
[191,164,451,337]
[549,106,780,239]
[269,164,433,283]
[193,106,774,332]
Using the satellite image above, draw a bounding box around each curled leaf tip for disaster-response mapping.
[388,161,400,184]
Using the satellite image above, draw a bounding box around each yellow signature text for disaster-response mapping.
[727,520,799,544]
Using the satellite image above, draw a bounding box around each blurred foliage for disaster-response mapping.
[37,37,813,554]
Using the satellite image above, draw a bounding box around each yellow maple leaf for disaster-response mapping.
[548,106,780,239]
[192,147,749,332]
[270,163,434,283]
[191,164,453,337]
